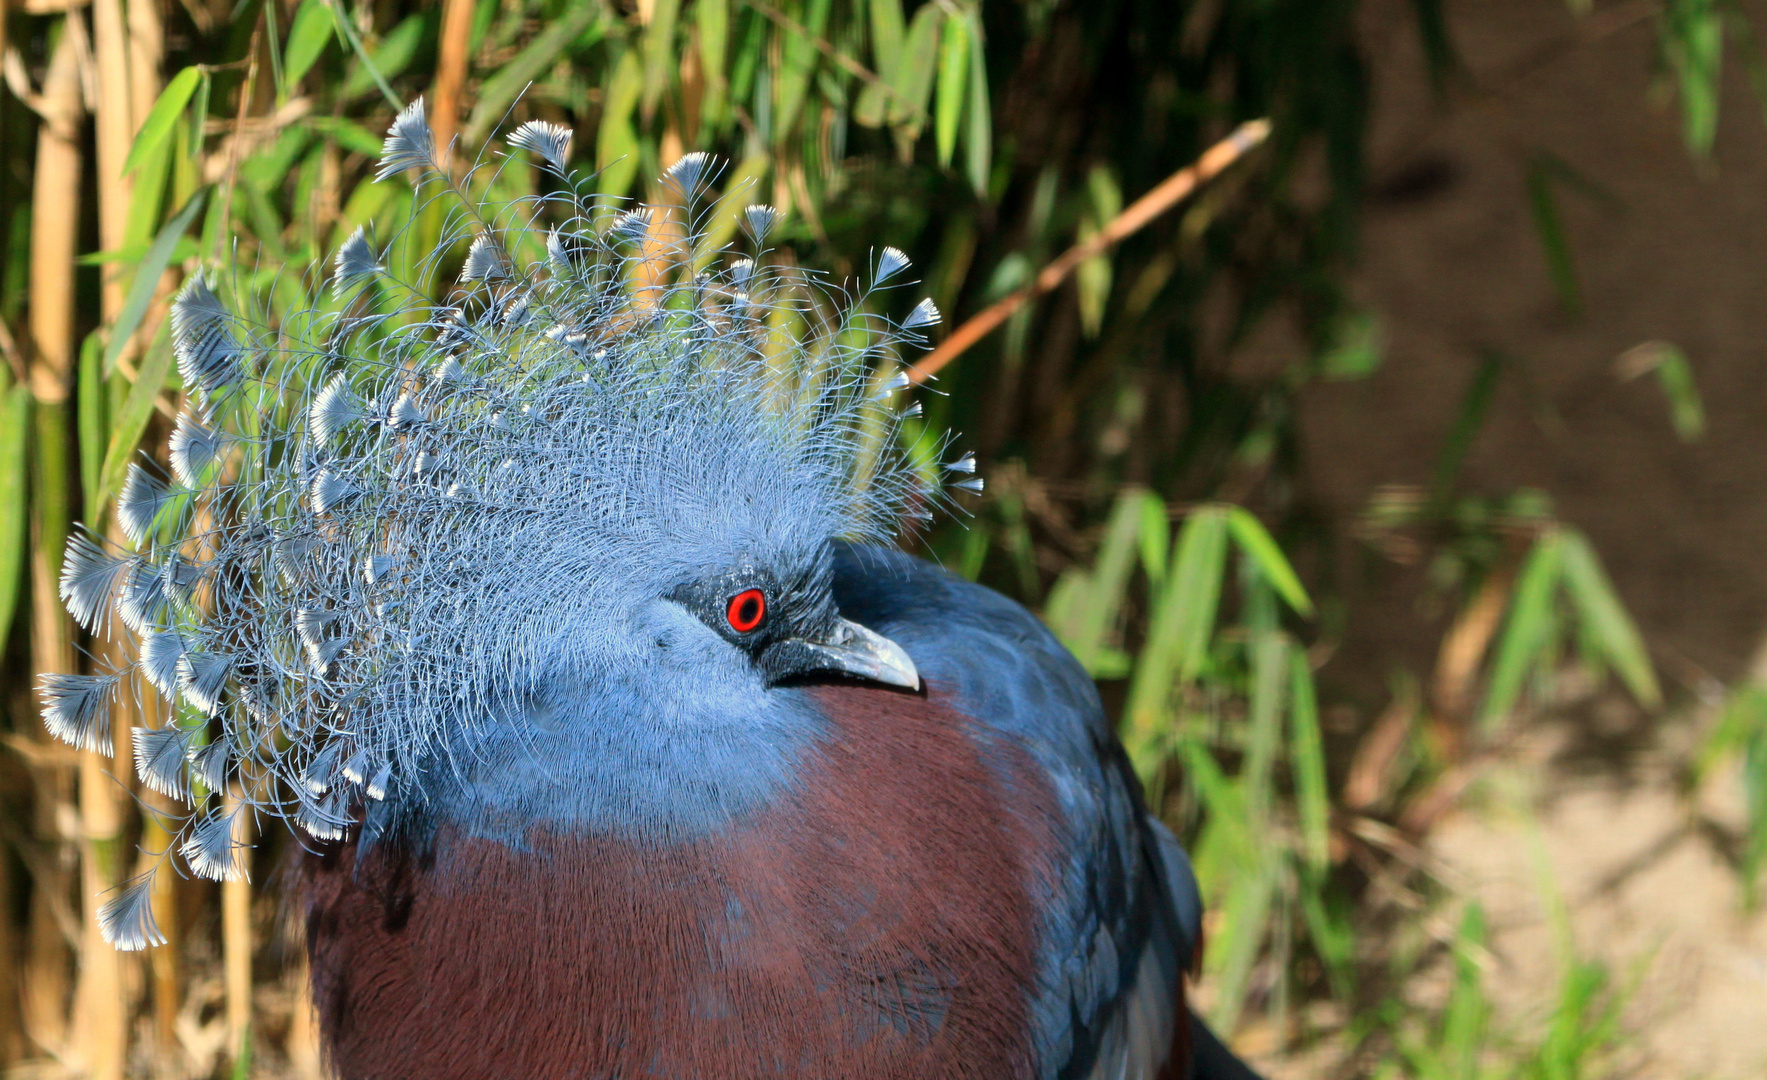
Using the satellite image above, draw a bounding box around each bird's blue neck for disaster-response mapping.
[385,682,830,849]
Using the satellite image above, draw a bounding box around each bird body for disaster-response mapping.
[304,546,1199,1079]
[44,102,1263,1080]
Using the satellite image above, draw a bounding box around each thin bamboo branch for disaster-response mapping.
[907,120,1271,385]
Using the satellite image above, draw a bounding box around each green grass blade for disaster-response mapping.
[1442,904,1489,1080]
[1481,529,1564,727]
[1227,505,1314,616]
[104,188,207,379]
[467,5,606,147]
[1557,527,1661,708]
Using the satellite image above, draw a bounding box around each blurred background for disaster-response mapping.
[1,0,1765,1076]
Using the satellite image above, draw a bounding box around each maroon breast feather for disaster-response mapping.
[303,682,1077,1080]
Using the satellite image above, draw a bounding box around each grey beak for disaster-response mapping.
[762,617,921,690]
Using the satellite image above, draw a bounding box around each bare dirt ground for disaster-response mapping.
[1280,0,1767,1073]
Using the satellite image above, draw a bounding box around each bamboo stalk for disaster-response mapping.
[430,0,474,164]
[21,20,85,1063]
[92,0,133,316]
[223,791,253,1067]
[907,119,1271,385]
[81,5,141,1075]
[125,0,161,134]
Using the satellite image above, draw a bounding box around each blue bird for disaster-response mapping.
[43,102,1266,1080]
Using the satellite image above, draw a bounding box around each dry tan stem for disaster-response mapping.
[907,119,1271,385]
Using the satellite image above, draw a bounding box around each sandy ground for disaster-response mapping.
[1428,707,1767,1080]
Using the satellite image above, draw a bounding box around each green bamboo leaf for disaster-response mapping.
[1622,341,1706,441]
[1664,0,1724,156]
[0,383,30,641]
[934,12,968,166]
[122,111,175,250]
[284,0,336,90]
[471,8,604,147]
[1137,493,1170,588]
[1557,527,1661,708]
[1289,647,1331,873]
[123,66,204,177]
[1243,619,1287,830]
[1076,168,1121,336]
[1045,487,1152,673]
[888,4,943,129]
[772,0,832,145]
[327,0,402,110]
[963,11,990,196]
[1227,506,1315,616]
[1481,530,1565,726]
[1526,155,1581,314]
[868,0,905,75]
[1124,506,1229,766]
[1655,348,1705,441]
[103,189,207,379]
[92,319,175,527]
[1320,309,1382,380]
[1179,737,1250,864]
[642,0,683,119]
[1205,852,1279,1036]
[340,15,427,103]
[596,50,647,201]
[306,115,386,158]
[697,0,730,133]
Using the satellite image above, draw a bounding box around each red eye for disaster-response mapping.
[726,588,767,633]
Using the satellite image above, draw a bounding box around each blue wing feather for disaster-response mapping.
[831,545,1255,1080]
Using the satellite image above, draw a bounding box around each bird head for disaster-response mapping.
[41,101,972,949]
